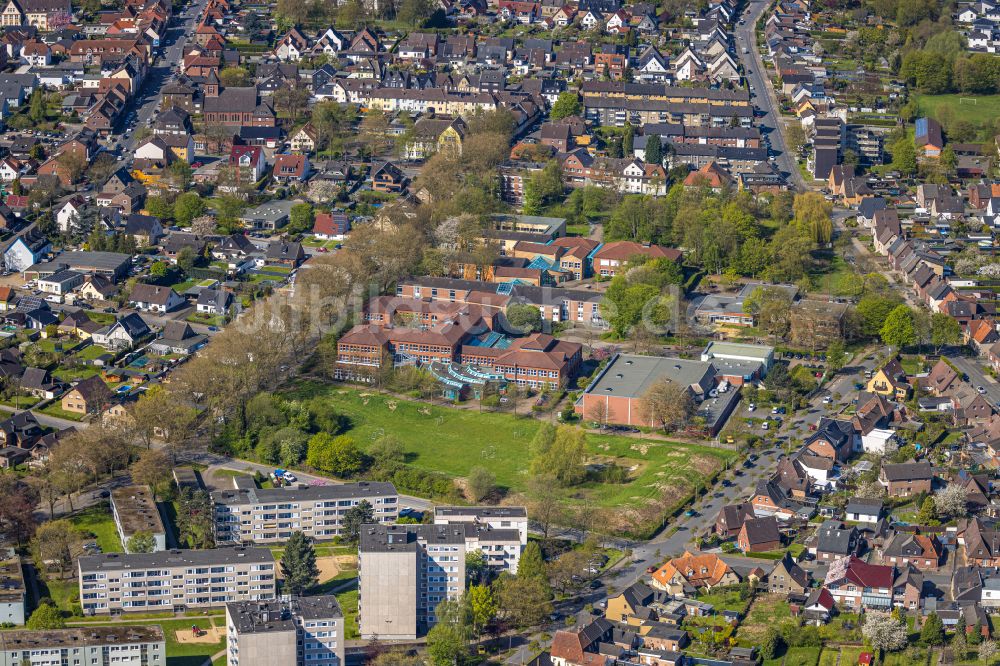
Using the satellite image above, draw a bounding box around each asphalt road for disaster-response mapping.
[734,0,805,191]
[948,355,1000,406]
[119,0,209,160]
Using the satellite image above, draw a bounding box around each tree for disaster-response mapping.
[397,0,433,25]
[127,531,156,553]
[273,83,311,123]
[281,531,319,595]
[518,542,547,582]
[550,92,582,120]
[529,426,587,486]
[640,378,693,432]
[645,134,662,166]
[826,340,847,373]
[0,474,39,544]
[982,639,998,665]
[920,612,945,646]
[495,573,552,629]
[881,305,917,349]
[892,137,918,176]
[26,603,65,629]
[173,192,205,226]
[467,466,496,502]
[862,610,909,653]
[930,312,961,352]
[145,195,173,220]
[288,203,315,234]
[32,520,80,577]
[857,295,903,338]
[218,66,251,87]
[916,496,938,525]
[855,480,886,500]
[28,88,45,123]
[466,550,488,586]
[57,149,88,185]
[468,584,498,637]
[940,145,958,174]
[426,598,471,666]
[934,483,969,518]
[342,500,375,544]
[761,627,784,660]
[130,449,171,500]
[176,487,215,549]
[166,160,193,191]
[505,303,542,333]
[306,433,365,477]
[793,192,833,244]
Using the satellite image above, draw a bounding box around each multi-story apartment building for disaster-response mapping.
[0,626,165,666]
[111,485,167,553]
[213,482,399,545]
[359,522,522,640]
[226,596,344,666]
[78,547,277,614]
[0,550,24,625]
[433,506,529,547]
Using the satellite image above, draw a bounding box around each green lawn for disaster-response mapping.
[336,585,359,640]
[0,392,36,409]
[915,93,1000,126]
[695,587,748,612]
[285,384,735,534]
[785,647,822,666]
[39,577,78,614]
[186,313,226,327]
[74,344,112,362]
[810,253,860,297]
[39,402,87,421]
[68,506,123,553]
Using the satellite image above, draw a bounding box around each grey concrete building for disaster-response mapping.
[111,485,167,553]
[0,626,165,666]
[434,506,529,546]
[213,482,399,545]
[226,596,344,666]
[78,547,276,614]
[359,523,522,639]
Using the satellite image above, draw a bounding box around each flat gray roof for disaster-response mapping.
[435,506,527,519]
[79,547,274,573]
[585,354,715,399]
[0,626,164,650]
[111,485,166,537]
[702,341,774,360]
[213,481,398,506]
[227,595,342,634]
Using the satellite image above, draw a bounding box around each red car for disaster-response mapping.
[646,565,657,574]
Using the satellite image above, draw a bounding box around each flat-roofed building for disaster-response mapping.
[226,595,344,666]
[78,547,276,614]
[111,485,167,553]
[575,353,740,434]
[0,549,24,625]
[359,523,522,639]
[433,506,528,545]
[0,626,165,666]
[212,482,399,545]
[24,251,133,282]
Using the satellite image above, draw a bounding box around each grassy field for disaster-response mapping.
[74,344,112,362]
[69,506,124,553]
[39,401,87,421]
[737,595,863,647]
[286,384,735,533]
[785,647,822,666]
[915,93,1000,126]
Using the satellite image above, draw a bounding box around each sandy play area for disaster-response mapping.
[173,625,224,645]
[277,555,357,581]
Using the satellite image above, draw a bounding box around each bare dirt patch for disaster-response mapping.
[173,625,223,645]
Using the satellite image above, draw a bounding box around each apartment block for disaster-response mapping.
[0,626,165,666]
[226,596,344,666]
[111,485,167,553]
[213,482,399,545]
[359,522,522,640]
[78,547,277,614]
[0,549,24,625]
[434,505,529,546]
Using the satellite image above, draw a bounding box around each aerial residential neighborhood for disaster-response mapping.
[0,0,997,662]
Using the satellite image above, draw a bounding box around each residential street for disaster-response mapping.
[734,0,805,191]
[120,0,209,160]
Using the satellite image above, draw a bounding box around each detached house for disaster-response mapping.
[879,462,934,497]
[823,555,894,610]
[650,551,739,595]
[128,283,183,313]
[61,375,113,415]
[737,516,781,553]
[866,358,911,401]
[272,154,310,183]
